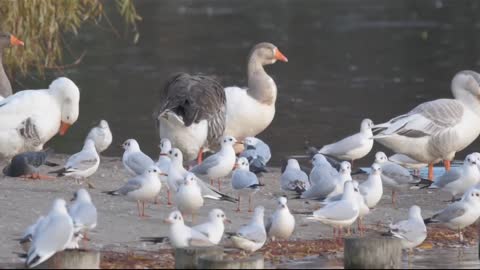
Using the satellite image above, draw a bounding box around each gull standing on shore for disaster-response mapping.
[429,154,480,201]
[231,157,264,212]
[190,136,239,190]
[239,136,271,174]
[156,138,172,204]
[50,139,99,187]
[389,205,427,252]
[318,118,374,165]
[301,161,352,200]
[424,188,480,242]
[309,153,338,187]
[359,163,383,208]
[307,181,359,240]
[104,166,165,217]
[164,211,214,248]
[175,173,204,223]
[85,120,112,153]
[231,206,267,253]
[281,159,310,193]
[375,152,425,207]
[121,139,155,176]
[68,189,97,242]
[192,209,231,245]
[25,199,74,268]
[266,197,295,241]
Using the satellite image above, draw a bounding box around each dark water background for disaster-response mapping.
[14,0,480,165]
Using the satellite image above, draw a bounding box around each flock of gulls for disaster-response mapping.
[2,31,480,268]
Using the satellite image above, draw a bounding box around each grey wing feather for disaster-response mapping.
[232,170,259,190]
[117,178,143,195]
[313,201,358,220]
[127,153,154,175]
[190,155,220,176]
[70,204,97,230]
[381,162,414,185]
[432,168,462,188]
[301,181,336,200]
[432,203,466,222]
[237,225,266,243]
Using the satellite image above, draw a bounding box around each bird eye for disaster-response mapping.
[221,214,225,218]
[154,169,157,172]
[229,138,233,141]
[175,154,178,157]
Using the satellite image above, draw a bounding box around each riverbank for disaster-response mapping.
[0,154,477,267]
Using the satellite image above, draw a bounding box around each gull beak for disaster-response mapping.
[159,173,168,176]
[274,48,288,62]
[59,121,71,136]
[225,219,232,224]
[70,197,75,202]
[233,163,239,169]
[235,141,244,145]
[163,218,172,224]
[10,35,24,46]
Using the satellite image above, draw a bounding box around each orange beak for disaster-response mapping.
[10,35,24,46]
[274,49,288,62]
[59,121,71,136]
[159,173,168,176]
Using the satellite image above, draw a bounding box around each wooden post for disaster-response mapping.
[175,246,224,269]
[197,253,264,269]
[344,237,402,269]
[33,249,100,269]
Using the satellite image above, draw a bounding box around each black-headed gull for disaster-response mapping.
[50,139,99,186]
[307,181,359,240]
[156,138,172,204]
[190,136,239,190]
[192,209,231,245]
[424,188,480,242]
[373,71,480,180]
[85,120,112,153]
[266,197,295,241]
[121,139,155,176]
[309,153,339,186]
[68,189,97,243]
[281,159,310,193]
[165,210,214,248]
[429,154,480,201]
[175,173,204,223]
[358,163,383,208]
[318,119,374,166]
[301,161,352,200]
[104,165,165,217]
[231,206,267,253]
[388,205,427,252]
[375,151,426,207]
[231,157,264,212]
[25,199,74,268]
[239,136,271,174]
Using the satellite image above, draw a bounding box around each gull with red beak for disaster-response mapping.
[175,172,204,223]
[0,77,80,159]
[192,209,231,245]
[104,165,166,217]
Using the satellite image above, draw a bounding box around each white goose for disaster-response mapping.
[373,70,480,179]
[224,42,288,142]
[0,77,80,158]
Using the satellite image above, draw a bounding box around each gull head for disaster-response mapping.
[183,172,197,186]
[408,205,423,220]
[287,159,301,170]
[122,139,140,151]
[243,137,259,147]
[360,118,374,132]
[221,136,239,147]
[277,196,288,209]
[99,120,109,129]
[159,138,172,154]
[312,153,329,167]
[146,165,166,177]
[465,154,478,166]
[71,188,92,203]
[340,161,351,174]
[209,209,231,224]
[235,157,250,170]
[164,210,184,225]
[371,163,382,175]
[375,151,388,164]
[168,148,183,163]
